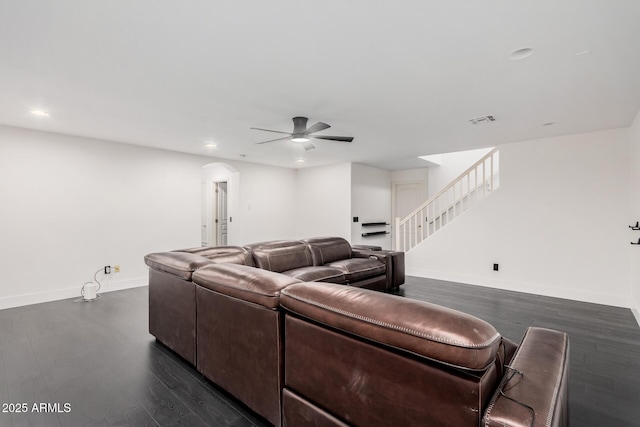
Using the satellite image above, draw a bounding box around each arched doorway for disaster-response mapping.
[201,163,240,246]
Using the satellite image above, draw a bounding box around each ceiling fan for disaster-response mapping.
[251,117,354,151]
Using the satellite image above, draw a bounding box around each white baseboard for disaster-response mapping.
[407,267,631,309]
[0,276,147,311]
[98,276,148,293]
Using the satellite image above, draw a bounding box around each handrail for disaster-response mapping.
[395,148,499,251]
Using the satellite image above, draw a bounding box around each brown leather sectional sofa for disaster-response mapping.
[144,237,404,366]
[145,237,569,427]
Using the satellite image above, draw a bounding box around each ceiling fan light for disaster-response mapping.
[30,109,50,117]
[291,136,309,143]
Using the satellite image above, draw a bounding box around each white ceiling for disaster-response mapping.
[1,1,640,170]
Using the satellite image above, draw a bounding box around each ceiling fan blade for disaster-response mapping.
[304,122,330,135]
[311,135,354,142]
[302,141,316,151]
[250,127,292,135]
[255,136,292,144]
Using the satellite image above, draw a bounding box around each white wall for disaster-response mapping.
[0,125,298,309]
[295,163,352,239]
[351,163,392,249]
[234,161,298,244]
[4,123,637,312]
[201,160,299,246]
[630,111,640,320]
[0,126,202,308]
[407,128,632,307]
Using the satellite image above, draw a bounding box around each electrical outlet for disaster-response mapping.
[104,265,111,274]
[493,263,499,271]
[114,265,120,273]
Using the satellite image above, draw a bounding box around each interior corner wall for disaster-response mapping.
[350,163,392,249]
[200,160,298,246]
[406,128,632,307]
[295,163,352,240]
[629,110,640,320]
[226,161,298,244]
[0,125,298,309]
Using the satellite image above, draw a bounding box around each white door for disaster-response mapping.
[211,181,229,246]
[217,182,228,245]
[392,182,424,249]
[201,182,208,246]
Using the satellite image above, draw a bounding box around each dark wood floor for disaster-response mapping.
[1,277,639,426]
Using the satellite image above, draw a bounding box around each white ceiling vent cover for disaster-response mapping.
[469,115,496,125]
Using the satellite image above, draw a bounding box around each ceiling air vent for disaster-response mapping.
[469,115,496,125]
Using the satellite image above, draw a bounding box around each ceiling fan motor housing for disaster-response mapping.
[292,116,309,134]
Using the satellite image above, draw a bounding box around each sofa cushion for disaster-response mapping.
[193,263,300,309]
[354,250,405,290]
[327,258,386,282]
[280,282,501,370]
[245,240,313,273]
[303,237,353,265]
[283,266,346,283]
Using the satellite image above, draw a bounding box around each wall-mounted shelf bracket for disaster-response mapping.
[632,238,640,245]
[629,221,640,230]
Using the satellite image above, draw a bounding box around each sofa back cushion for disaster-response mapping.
[178,246,255,266]
[303,237,353,265]
[245,240,313,273]
[281,282,501,370]
[193,263,301,309]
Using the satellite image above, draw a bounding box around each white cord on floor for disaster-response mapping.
[77,268,105,302]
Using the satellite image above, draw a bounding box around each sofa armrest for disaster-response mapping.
[144,252,212,280]
[483,327,570,427]
[353,249,405,289]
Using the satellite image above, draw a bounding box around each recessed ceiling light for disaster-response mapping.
[204,142,217,148]
[543,122,555,126]
[296,158,305,163]
[29,110,50,117]
[576,50,591,57]
[509,48,535,60]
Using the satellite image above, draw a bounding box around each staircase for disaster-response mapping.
[395,148,499,252]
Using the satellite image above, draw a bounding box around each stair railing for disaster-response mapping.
[395,148,499,252]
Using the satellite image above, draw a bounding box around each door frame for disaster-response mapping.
[391,180,426,250]
[201,162,239,246]
[211,181,228,246]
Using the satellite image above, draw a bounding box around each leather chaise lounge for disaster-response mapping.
[145,239,569,426]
